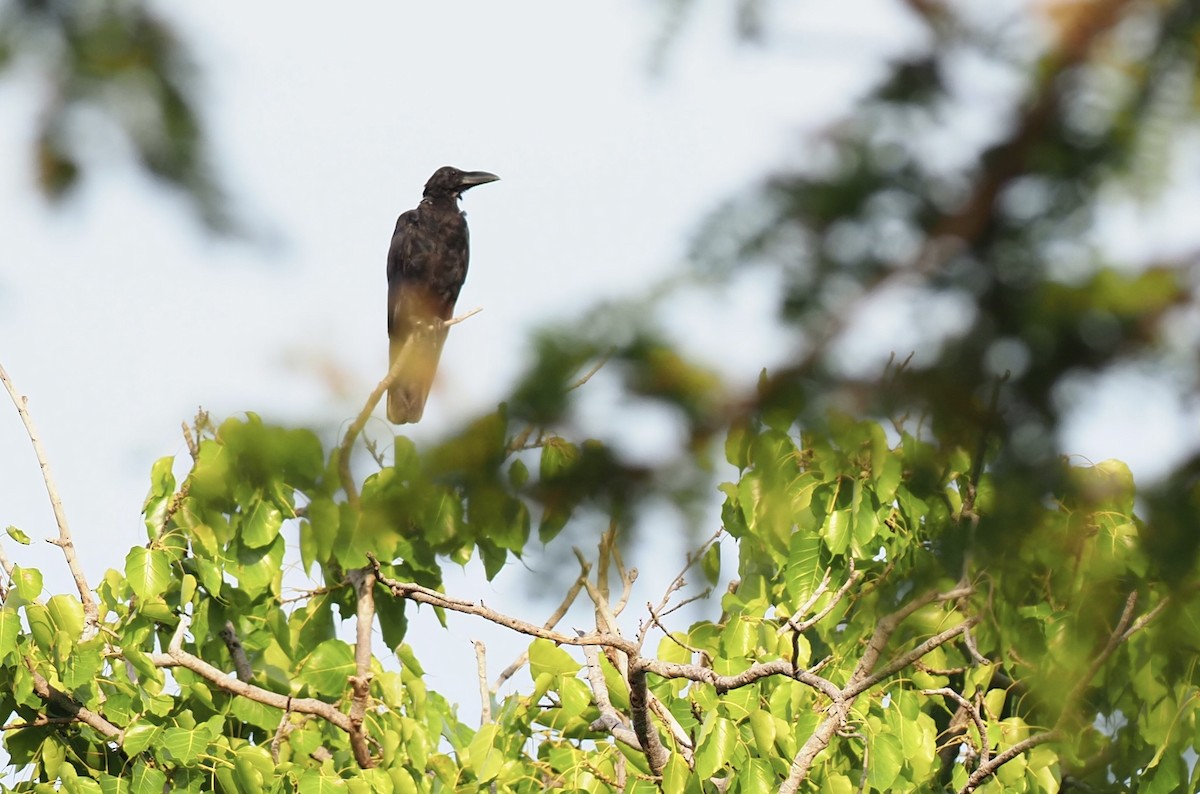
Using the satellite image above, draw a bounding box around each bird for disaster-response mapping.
[386,166,499,424]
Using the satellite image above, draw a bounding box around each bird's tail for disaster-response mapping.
[386,325,449,424]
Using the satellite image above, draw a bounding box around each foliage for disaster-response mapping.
[0,406,1194,792]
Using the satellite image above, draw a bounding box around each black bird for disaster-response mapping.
[386,166,499,423]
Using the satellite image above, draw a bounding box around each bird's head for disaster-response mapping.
[423,166,500,200]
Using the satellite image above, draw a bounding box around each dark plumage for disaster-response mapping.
[386,166,499,423]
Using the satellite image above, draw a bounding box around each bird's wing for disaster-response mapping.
[386,207,459,423]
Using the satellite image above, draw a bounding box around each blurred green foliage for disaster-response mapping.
[0,0,233,232]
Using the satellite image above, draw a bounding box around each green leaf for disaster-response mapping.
[695,716,737,778]
[528,638,580,679]
[822,509,851,555]
[161,723,214,765]
[60,639,104,690]
[0,608,20,662]
[13,564,43,601]
[785,531,822,606]
[240,496,284,549]
[866,731,903,791]
[121,723,161,755]
[5,525,31,545]
[129,761,167,794]
[297,639,356,696]
[24,602,53,649]
[701,541,721,586]
[125,547,172,600]
[465,723,504,783]
[47,594,84,637]
[232,533,285,596]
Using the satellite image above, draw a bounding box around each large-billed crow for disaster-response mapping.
[386,166,499,424]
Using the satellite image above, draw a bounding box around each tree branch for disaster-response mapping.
[27,660,122,740]
[959,730,1061,794]
[922,687,989,765]
[370,555,640,656]
[1,361,99,641]
[493,564,589,690]
[347,566,377,768]
[583,645,642,751]
[218,620,253,682]
[147,616,352,732]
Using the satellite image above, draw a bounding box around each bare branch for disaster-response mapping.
[371,556,639,657]
[583,645,641,751]
[1122,594,1169,642]
[148,616,352,733]
[850,618,980,699]
[1061,590,1138,716]
[219,621,253,682]
[0,540,14,579]
[639,527,723,647]
[648,693,694,765]
[494,565,589,690]
[628,665,670,775]
[27,660,122,740]
[780,712,843,794]
[780,559,862,635]
[181,420,199,462]
[443,306,482,328]
[781,585,977,792]
[270,708,296,763]
[1,716,79,731]
[959,730,1061,794]
[568,350,613,391]
[640,658,842,702]
[0,362,99,641]
[573,546,622,638]
[348,566,377,768]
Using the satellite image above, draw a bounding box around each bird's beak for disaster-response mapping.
[458,171,500,190]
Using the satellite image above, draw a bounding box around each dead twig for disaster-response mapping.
[0,362,99,641]
[493,564,589,690]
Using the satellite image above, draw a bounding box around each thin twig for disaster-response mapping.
[338,308,483,505]
[780,559,862,635]
[0,362,99,641]
[493,565,589,690]
[270,708,296,763]
[958,730,1061,794]
[181,420,199,462]
[922,687,990,765]
[568,350,614,391]
[371,555,639,656]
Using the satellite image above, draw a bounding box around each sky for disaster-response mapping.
[1,0,1197,769]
